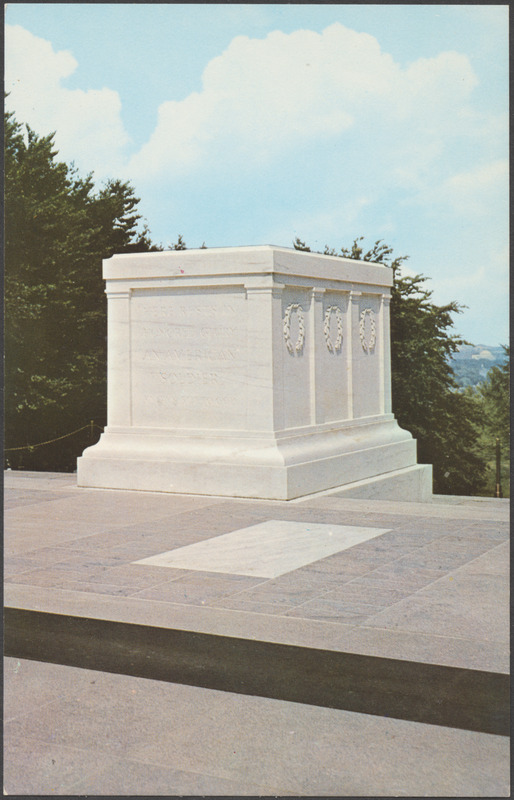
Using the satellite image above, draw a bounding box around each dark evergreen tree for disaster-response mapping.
[5,110,159,471]
[168,233,187,250]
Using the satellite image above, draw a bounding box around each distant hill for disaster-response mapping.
[449,344,507,389]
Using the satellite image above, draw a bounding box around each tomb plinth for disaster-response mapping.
[77,245,432,500]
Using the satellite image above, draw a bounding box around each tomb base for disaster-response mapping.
[309,464,433,502]
[77,415,431,501]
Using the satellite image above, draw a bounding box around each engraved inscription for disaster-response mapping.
[159,369,221,385]
[133,296,244,376]
[143,348,240,362]
[139,325,236,341]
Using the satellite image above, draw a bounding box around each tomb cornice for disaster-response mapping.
[102,245,392,289]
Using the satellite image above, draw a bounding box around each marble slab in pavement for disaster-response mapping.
[135,520,391,577]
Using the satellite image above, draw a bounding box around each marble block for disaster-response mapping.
[134,520,391,578]
[77,245,432,500]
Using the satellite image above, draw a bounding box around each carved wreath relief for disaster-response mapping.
[359,308,376,352]
[283,303,305,354]
[282,301,377,354]
[323,306,344,352]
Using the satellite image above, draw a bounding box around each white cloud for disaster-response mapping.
[435,244,508,296]
[282,197,374,243]
[397,51,478,121]
[439,160,509,216]
[5,20,506,235]
[127,25,367,179]
[429,244,509,344]
[5,24,130,178]
[409,159,509,219]
[127,23,486,185]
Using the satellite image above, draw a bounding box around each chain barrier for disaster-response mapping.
[5,422,104,452]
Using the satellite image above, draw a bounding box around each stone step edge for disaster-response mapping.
[5,607,509,737]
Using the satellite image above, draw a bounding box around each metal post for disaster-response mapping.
[90,420,94,442]
[495,438,502,498]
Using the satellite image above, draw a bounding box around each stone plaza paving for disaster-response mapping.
[4,470,510,796]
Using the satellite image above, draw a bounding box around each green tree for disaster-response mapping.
[5,110,158,471]
[293,236,488,495]
[467,347,510,496]
[475,347,509,445]
[168,233,187,250]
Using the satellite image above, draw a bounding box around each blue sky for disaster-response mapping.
[5,4,509,345]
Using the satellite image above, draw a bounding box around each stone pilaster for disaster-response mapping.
[310,287,326,424]
[105,290,132,427]
[245,281,285,431]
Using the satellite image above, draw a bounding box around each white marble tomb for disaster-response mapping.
[77,245,432,500]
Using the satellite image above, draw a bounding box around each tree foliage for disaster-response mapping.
[466,347,510,496]
[168,233,188,250]
[474,347,510,447]
[5,110,159,471]
[293,236,488,495]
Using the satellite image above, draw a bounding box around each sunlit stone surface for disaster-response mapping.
[135,520,391,578]
[77,245,431,500]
